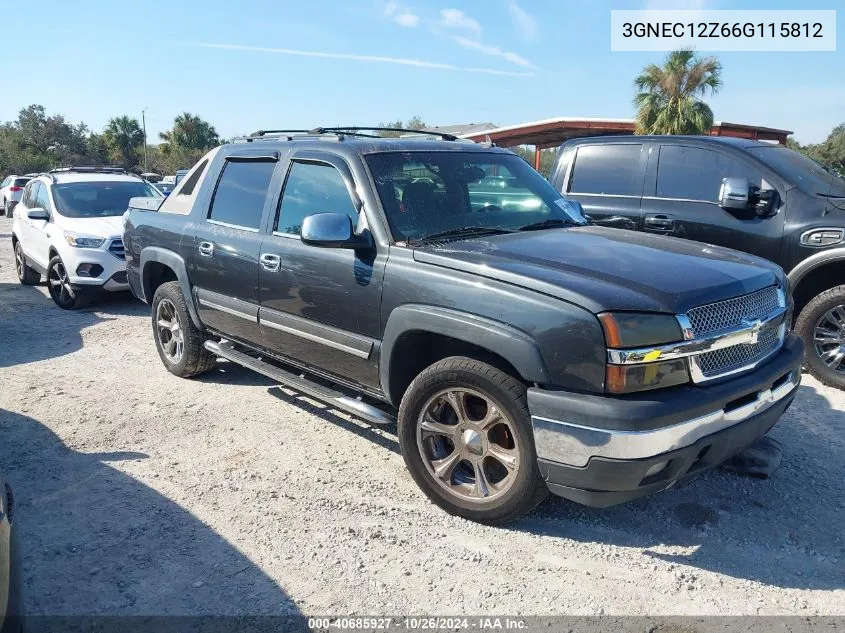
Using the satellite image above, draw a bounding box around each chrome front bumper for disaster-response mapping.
[532,371,799,468]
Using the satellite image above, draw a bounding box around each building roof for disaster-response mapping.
[460,117,793,147]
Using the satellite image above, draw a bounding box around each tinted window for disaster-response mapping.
[24,181,39,207]
[569,144,643,196]
[53,181,161,218]
[14,178,30,187]
[656,145,763,202]
[276,162,357,236]
[208,159,276,230]
[178,159,207,196]
[35,183,53,212]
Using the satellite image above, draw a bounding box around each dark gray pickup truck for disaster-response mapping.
[124,128,804,524]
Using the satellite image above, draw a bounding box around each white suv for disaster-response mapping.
[11,167,162,309]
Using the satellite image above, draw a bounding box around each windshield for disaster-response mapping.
[53,181,162,218]
[365,151,585,243]
[749,145,845,196]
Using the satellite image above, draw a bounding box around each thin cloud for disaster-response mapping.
[505,1,538,40]
[186,42,532,77]
[439,8,482,37]
[645,0,710,8]
[450,35,532,68]
[383,1,419,27]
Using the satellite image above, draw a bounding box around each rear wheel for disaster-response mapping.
[397,356,548,524]
[47,255,91,309]
[796,285,845,389]
[14,241,40,285]
[152,281,216,377]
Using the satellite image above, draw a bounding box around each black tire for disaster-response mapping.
[14,241,40,285]
[795,285,845,389]
[397,356,548,524]
[3,199,10,217]
[46,255,91,310]
[151,281,216,377]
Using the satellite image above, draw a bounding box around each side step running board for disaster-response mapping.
[204,340,396,426]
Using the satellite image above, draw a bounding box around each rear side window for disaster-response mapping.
[275,162,358,236]
[208,159,276,230]
[569,144,644,196]
[656,145,764,202]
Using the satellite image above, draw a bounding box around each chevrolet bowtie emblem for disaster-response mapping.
[741,318,764,344]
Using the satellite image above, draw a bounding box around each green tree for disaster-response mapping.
[103,116,144,168]
[376,117,427,137]
[634,49,722,136]
[788,124,845,177]
[159,112,219,152]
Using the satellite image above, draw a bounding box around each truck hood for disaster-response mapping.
[59,215,124,239]
[412,226,783,314]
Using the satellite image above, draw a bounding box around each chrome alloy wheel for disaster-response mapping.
[813,305,845,374]
[416,388,520,502]
[14,243,24,279]
[156,298,184,363]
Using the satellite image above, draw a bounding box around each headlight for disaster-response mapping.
[599,312,689,394]
[64,232,105,248]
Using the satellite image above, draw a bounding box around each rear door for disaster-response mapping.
[257,150,385,390]
[641,144,784,261]
[189,152,280,344]
[17,181,44,266]
[561,142,648,230]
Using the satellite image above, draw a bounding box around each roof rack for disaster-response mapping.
[239,126,459,142]
[48,166,142,179]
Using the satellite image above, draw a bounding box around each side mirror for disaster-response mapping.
[719,177,751,210]
[26,207,49,221]
[300,213,372,250]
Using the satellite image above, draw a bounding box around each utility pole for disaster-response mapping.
[142,107,148,173]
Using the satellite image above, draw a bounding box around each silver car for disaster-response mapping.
[0,176,30,217]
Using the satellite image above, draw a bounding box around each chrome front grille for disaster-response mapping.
[686,285,786,382]
[108,238,125,260]
[687,285,781,336]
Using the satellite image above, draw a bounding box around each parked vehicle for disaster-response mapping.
[154,182,175,197]
[0,473,22,633]
[174,169,189,185]
[124,128,802,524]
[0,176,30,217]
[550,136,845,389]
[11,166,161,309]
[141,172,162,183]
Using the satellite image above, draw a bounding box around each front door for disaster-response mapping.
[563,142,648,231]
[189,155,279,344]
[258,153,385,390]
[640,144,785,262]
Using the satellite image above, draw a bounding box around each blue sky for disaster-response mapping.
[1,0,842,144]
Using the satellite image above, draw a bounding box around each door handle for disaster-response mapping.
[198,241,214,257]
[644,214,675,231]
[260,253,281,272]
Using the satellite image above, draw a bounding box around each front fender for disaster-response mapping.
[379,304,550,404]
[139,247,201,328]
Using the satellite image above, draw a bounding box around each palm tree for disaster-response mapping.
[159,113,219,152]
[103,116,144,167]
[634,49,722,136]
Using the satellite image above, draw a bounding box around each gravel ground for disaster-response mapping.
[0,214,843,617]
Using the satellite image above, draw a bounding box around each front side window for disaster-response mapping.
[208,159,276,230]
[365,151,585,243]
[656,145,763,202]
[24,181,40,207]
[276,162,357,236]
[569,144,644,196]
[52,180,160,218]
[35,183,53,212]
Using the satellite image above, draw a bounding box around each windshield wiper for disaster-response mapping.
[411,226,514,245]
[518,218,580,231]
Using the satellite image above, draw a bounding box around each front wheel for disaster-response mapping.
[795,285,845,389]
[151,281,216,377]
[47,256,91,309]
[397,356,548,524]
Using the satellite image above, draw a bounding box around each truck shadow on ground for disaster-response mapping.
[514,380,844,591]
[0,408,304,620]
[0,284,147,368]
